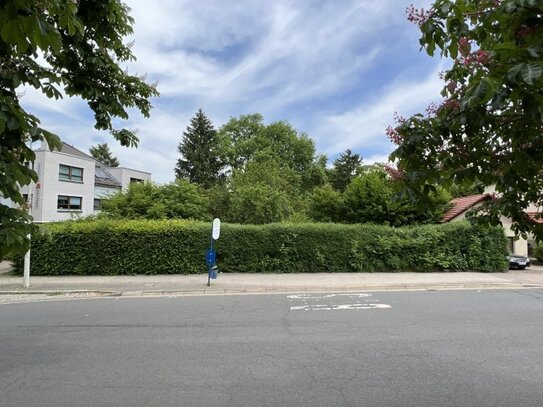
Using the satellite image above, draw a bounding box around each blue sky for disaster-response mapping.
[22,0,445,184]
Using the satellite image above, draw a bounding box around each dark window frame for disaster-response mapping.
[507,237,514,254]
[57,195,82,211]
[59,164,83,182]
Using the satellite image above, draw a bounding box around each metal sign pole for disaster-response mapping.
[206,218,221,287]
[207,234,214,287]
[23,241,30,288]
[23,141,32,288]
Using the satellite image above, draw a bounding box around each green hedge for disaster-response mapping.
[534,243,543,261]
[13,220,509,275]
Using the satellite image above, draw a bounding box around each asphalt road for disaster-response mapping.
[1,289,543,407]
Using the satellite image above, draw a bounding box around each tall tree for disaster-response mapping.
[175,109,224,188]
[218,113,265,170]
[329,149,363,192]
[390,1,543,237]
[219,114,327,191]
[89,143,120,167]
[0,0,158,259]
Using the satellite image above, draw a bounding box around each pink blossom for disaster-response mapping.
[459,49,491,67]
[393,112,407,125]
[442,98,460,111]
[406,4,433,27]
[458,37,471,57]
[446,80,458,93]
[384,164,406,181]
[425,101,439,117]
[385,126,402,145]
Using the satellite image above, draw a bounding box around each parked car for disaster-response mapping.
[508,254,531,270]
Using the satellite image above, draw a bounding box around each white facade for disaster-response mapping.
[30,147,96,222]
[18,142,151,222]
[450,208,529,256]
[106,167,152,192]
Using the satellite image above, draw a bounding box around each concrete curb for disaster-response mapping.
[1,282,541,298]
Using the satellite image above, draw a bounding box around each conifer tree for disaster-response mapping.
[175,109,224,188]
[89,143,120,167]
[330,149,363,192]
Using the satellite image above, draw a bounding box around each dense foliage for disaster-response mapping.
[309,166,451,225]
[13,220,508,275]
[101,157,452,226]
[217,113,328,192]
[533,242,543,261]
[390,0,543,238]
[133,111,449,225]
[101,180,208,220]
[0,0,158,260]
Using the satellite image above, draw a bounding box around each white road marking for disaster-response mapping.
[291,303,391,311]
[287,293,372,299]
[287,292,391,311]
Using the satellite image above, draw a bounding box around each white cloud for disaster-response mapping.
[19,86,89,124]
[125,0,399,108]
[313,63,446,157]
[19,0,451,185]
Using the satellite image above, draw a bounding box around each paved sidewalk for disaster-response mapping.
[1,267,543,297]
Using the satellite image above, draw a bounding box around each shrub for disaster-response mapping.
[13,220,508,275]
[100,180,208,220]
[533,243,543,262]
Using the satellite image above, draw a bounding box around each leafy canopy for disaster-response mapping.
[219,114,327,192]
[391,0,543,237]
[0,0,158,259]
[309,166,451,225]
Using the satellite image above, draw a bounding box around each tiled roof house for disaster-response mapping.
[441,191,540,256]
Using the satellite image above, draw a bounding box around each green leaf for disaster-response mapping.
[449,40,458,59]
[40,129,61,150]
[427,40,436,56]
[507,63,524,82]
[527,46,541,58]
[521,63,542,85]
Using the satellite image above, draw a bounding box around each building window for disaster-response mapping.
[130,177,144,184]
[507,237,514,254]
[58,195,82,211]
[59,164,83,182]
[93,198,101,210]
[528,240,536,257]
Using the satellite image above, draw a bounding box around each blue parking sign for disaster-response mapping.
[206,249,216,266]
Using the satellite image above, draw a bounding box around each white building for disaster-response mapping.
[442,188,542,256]
[20,141,151,222]
[106,167,152,192]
